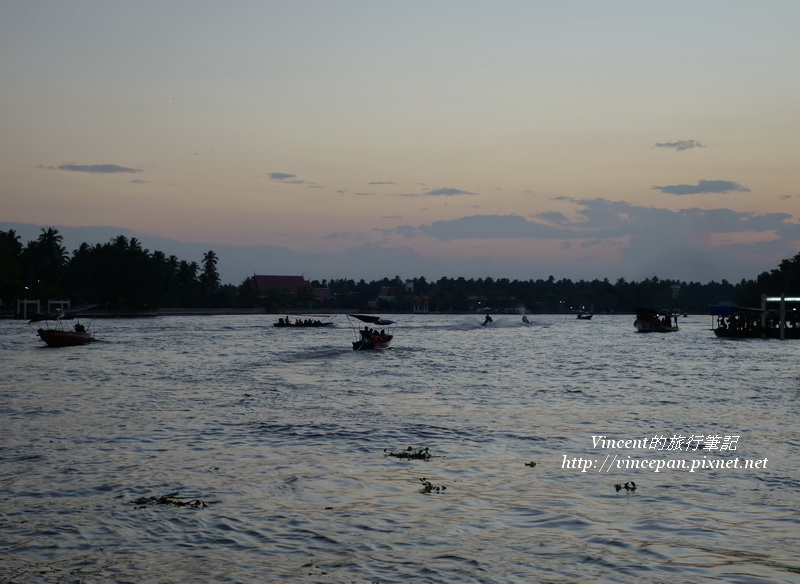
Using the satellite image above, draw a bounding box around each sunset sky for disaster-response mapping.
[3,1,800,284]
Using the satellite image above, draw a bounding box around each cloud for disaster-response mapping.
[536,211,571,225]
[367,181,395,185]
[395,198,795,242]
[425,187,476,196]
[322,232,354,240]
[652,180,750,195]
[394,187,476,198]
[654,140,704,151]
[57,163,142,174]
[397,214,572,241]
[384,198,800,283]
[269,172,304,183]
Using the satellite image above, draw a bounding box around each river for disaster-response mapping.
[2,313,798,583]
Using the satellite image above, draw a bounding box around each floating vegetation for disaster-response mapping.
[131,492,211,509]
[615,481,637,493]
[419,477,446,494]
[524,460,537,468]
[385,446,432,461]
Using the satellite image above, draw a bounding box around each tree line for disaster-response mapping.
[0,228,234,312]
[1,227,798,314]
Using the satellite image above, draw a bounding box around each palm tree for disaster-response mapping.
[177,260,200,306]
[20,227,68,297]
[0,230,24,305]
[201,250,220,287]
[200,250,221,305]
[0,230,23,256]
[37,227,68,267]
[112,235,129,248]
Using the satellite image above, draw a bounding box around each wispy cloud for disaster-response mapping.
[367,181,395,185]
[269,172,304,183]
[395,187,476,198]
[652,179,750,195]
[56,163,143,174]
[426,187,476,196]
[654,140,704,151]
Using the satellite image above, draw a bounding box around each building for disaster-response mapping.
[366,286,397,310]
[250,275,331,302]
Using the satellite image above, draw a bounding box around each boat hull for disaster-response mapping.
[714,327,800,339]
[634,318,678,333]
[37,328,92,347]
[352,339,392,350]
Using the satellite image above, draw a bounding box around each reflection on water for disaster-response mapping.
[1,314,799,583]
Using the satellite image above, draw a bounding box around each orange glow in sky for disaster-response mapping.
[3,1,799,283]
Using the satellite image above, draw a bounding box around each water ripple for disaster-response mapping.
[1,315,799,583]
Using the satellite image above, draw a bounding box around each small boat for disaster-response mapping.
[348,314,396,350]
[29,304,97,347]
[634,307,679,333]
[576,312,593,320]
[273,314,335,327]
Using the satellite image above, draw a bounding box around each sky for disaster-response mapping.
[3,1,800,285]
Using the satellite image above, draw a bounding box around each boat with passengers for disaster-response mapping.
[711,295,800,339]
[634,307,679,332]
[348,314,396,350]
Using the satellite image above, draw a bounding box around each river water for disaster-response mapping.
[1,313,799,583]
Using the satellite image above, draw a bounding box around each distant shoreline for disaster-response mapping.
[4,307,668,319]
[6,309,652,319]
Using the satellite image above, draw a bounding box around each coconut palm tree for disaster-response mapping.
[0,230,24,307]
[37,227,68,267]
